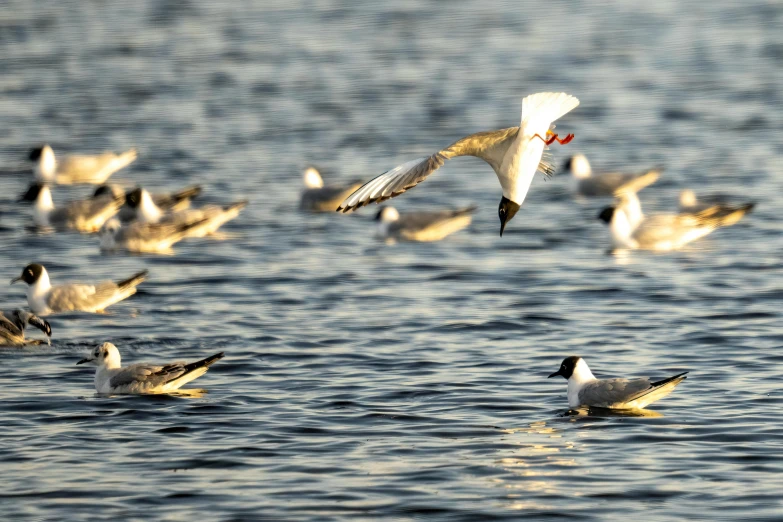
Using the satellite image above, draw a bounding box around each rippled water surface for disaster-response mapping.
[1,0,782,520]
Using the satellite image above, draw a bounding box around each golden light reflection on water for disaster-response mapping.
[98,388,209,399]
[492,419,581,509]
[491,408,665,509]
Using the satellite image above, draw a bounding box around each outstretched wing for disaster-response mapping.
[337,155,449,212]
[338,127,530,212]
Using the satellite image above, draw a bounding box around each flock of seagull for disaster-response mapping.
[4,143,245,393]
[4,91,756,410]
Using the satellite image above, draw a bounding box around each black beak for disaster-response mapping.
[76,358,91,365]
[498,196,521,237]
[10,277,22,285]
[597,206,615,224]
[548,370,564,379]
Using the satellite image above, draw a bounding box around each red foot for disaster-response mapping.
[533,132,574,145]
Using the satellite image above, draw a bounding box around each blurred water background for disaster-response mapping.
[0,0,782,520]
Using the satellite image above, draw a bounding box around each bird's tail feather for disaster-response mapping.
[224,200,248,213]
[172,186,202,203]
[521,92,580,126]
[116,270,148,290]
[112,149,138,172]
[695,203,754,228]
[635,372,688,408]
[183,352,225,372]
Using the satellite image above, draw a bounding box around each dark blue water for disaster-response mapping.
[1,1,782,520]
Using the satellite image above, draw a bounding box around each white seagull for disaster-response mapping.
[0,309,52,347]
[99,217,209,254]
[126,188,247,238]
[337,92,580,236]
[562,153,663,197]
[19,182,124,233]
[300,167,364,212]
[375,205,476,242]
[677,189,754,222]
[30,144,138,185]
[94,184,202,221]
[598,192,754,252]
[11,263,148,316]
[548,356,688,410]
[77,342,224,394]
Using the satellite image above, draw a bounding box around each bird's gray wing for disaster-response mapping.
[153,186,202,210]
[46,282,119,311]
[109,362,187,389]
[395,207,476,233]
[579,378,652,407]
[119,221,187,242]
[301,183,364,209]
[338,127,554,212]
[632,214,711,247]
[57,151,137,182]
[52,196,121,224]
[587,172,639,195]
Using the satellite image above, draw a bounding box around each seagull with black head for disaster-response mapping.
[337,92,579,236]
[548,356,688,410]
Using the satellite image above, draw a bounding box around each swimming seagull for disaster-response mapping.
[300,167,364,212]
[10,263,148,316]
[126,188,247,237]
[0,309,52,346]
[76,342,224,394]
[598,191,754,251]
[548,356,688,409]
[562,153,663,197]
[337,92,580,236]
[375,205,476,242]
[30,144,138,185]
[94,184,202,221]
[99,217,210,254]
[19,182,123,233]
[677,189,753,220]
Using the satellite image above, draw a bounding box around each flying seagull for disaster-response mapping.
[337,92,579,236]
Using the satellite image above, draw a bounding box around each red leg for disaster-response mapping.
[533,134,558,145]
[553,133,574,145]
[532,133,574,145]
